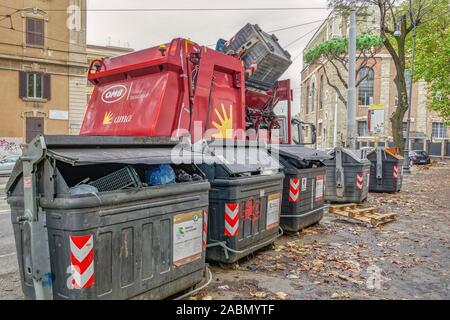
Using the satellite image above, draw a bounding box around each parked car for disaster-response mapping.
[409,150,431,165]
[0,155,20,176]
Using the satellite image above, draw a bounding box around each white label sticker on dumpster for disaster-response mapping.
[366,171,371,188]
[23,176,32,189]
[301,177,308,191]
[173,211,203,268]
[315,176,324,202]
[266,193,281,230]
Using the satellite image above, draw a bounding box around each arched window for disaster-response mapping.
[319,75,324,109]
[310,82,315,112]
[305,85,309,114]
[358,67,374,106]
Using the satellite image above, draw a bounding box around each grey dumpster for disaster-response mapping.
[5,136,210,300]
[199,142,284,264]
[324,147,371,203]
[272,145,332,232]
[367,147,404,193]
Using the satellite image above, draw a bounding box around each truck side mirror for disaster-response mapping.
[291,120,317,146]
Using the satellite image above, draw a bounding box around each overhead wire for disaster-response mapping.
[22,7,329,12]
[0,3,331,59]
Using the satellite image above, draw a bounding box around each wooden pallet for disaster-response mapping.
[329,203,397,227]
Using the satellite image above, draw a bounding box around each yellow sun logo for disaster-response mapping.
[212,104,234,139]
[103,112,114,125]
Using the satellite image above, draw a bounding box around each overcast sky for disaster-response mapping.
[87,0,331,114]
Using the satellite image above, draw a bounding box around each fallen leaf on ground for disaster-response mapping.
[338,274,363,285]
[251,291,267,299]
[218,285,230,290]
[331,292,350,300]
[275,292,288,300]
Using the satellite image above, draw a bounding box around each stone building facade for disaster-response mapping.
[300,9,449,150]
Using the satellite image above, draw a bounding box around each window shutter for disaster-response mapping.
[36,19,44,46]
[43,74,51,100]
[26,18,44,46]
[19,71,27,98]
[26,18,34,45]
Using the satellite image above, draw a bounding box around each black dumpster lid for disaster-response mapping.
[327,147,370,163]
[207,142,281,174]
[367,147,404,160]
[41,135,180,148]
[46,147,204,166]
[33,135,206,166]
[4,135,205,193]
[272,145,332,162]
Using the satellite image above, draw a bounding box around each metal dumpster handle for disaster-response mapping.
[335,148,345,198]
[376,147,384,183]
[207,227,284,260]
[21,136,54,300]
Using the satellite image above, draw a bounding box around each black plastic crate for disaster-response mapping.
[221,24,292,91]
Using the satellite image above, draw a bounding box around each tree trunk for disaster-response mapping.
[380,18,409,154]
[390,70,409,153]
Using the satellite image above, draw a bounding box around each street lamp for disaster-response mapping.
[394,23,402,37]
[403,0,417,174]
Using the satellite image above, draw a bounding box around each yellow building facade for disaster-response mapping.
[0,0,87,152]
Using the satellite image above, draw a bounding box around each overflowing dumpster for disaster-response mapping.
[199,142,284,264]
[367,147,404,193]
[5,136,210,300]
[272,145,331,232]
[324,147,371,203]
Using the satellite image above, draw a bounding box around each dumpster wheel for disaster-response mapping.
[173,266,213,300]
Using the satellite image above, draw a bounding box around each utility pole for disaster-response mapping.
[333,92,339,148]
[403,0,416,174]
[346,5,357,150]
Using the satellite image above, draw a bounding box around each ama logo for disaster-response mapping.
[101,85,127,104]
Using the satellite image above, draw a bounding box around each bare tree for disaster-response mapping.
[328,0,441,150]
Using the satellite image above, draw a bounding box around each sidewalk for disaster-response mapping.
[193,161,450,300]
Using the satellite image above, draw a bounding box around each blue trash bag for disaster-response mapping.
[216,38,227,52]
[145,164,176,186]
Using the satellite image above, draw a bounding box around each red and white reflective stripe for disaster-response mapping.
[393,165,399,179]
[356,173,364,190]
[224,203,239,237]
[288,178,300,203]
[245,63,258,77]
[202,211,208,250]
[70,235,94,289]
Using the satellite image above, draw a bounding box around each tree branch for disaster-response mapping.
[323,65,347,106]
[329,59,349,90]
